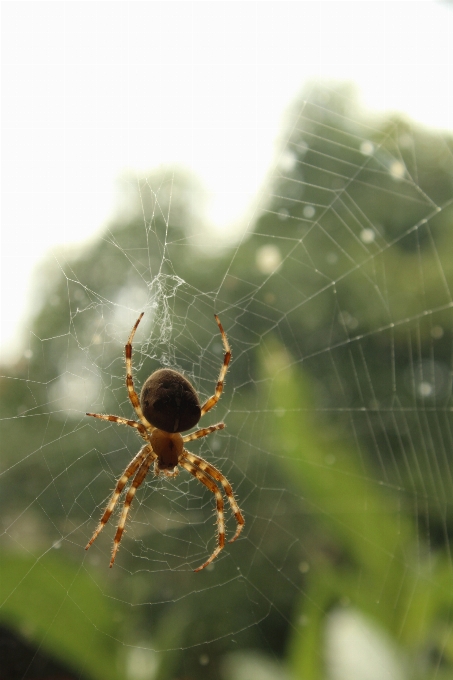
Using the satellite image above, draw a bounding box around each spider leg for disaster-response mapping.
[86,412,148,439]
[182,451,245,543]
[200,315,231,416]
[179,456,226,572]
[125,313,155,431]
[109,451,155,567]
[183,422,225,443]
[85,444,153,551]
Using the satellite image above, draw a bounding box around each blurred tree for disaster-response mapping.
[221,84,453,528]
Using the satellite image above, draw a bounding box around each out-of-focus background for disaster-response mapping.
[1,2,453,679]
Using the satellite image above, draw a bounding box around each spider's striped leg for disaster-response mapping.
[85,444,153,551]
[125,313,155,431]
[200,315,231,416]
[109,451,155,567]
[179,455,225,572]
[86,412,148,439]
[182,451,245,543]
[182,422,225,443]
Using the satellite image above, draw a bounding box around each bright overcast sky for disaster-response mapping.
[2,1,452,362]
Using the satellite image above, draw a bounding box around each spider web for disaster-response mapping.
[2,84,453,680]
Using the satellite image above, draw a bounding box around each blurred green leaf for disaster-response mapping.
[260,341,453,678]
[0,551,123,680]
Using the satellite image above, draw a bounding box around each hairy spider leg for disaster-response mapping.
[110,451,156,567]
[179,456,226,572]
[85,444,154,551]
[183,422,225,443]
[182,450,245,543]
[125,313,155,430]
[200,315,231,416]
[86,412,148,439]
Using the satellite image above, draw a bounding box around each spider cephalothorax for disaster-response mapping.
[85,313,244,572]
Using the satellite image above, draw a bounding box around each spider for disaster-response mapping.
[85,312,244,572]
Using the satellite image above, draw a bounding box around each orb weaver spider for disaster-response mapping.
[86,313,244,571]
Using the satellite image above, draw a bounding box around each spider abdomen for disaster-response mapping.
[140,368,201,433]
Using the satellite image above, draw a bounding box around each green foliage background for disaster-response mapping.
[1,85,453,679]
